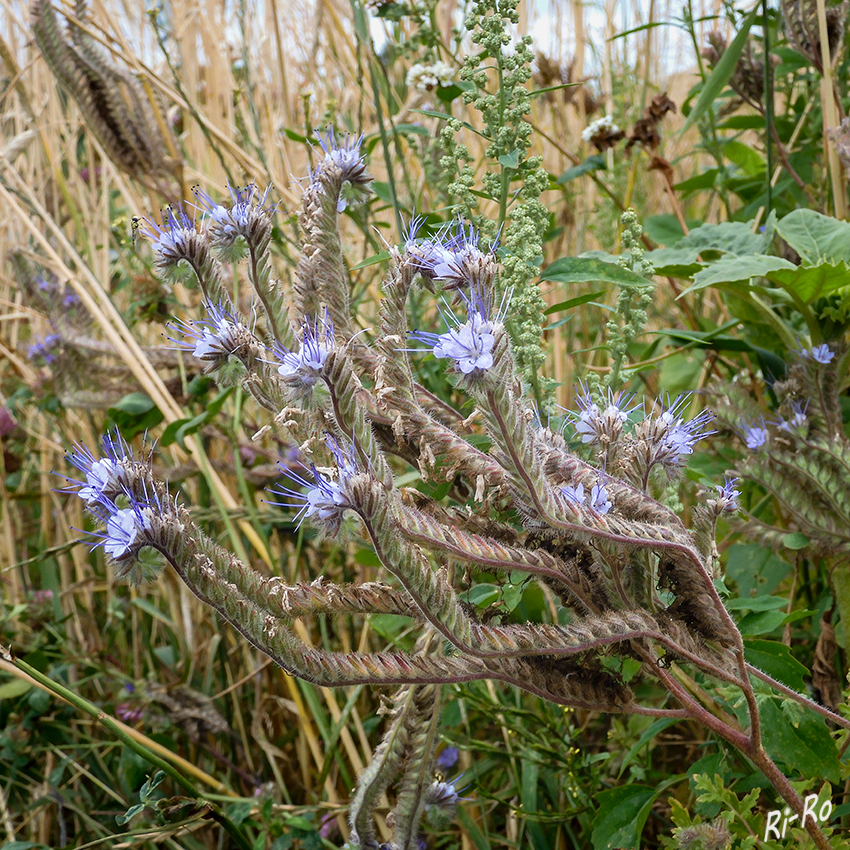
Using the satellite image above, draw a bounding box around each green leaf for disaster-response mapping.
[539,257,652,288]
[646,217,776,277]
[412,109,488,138]
[592,784,658,850]
[681,7,759,136]
[643,213,703,245]
[556,155,606,184]
[737,608,813,636]
[724,139,766,177]
[774,208,850,265]
[744,640,808,691]
[783,532,810,550]
[726,596,789,612]
[161,388,234,449]
[767,262,850,303]
[110,392,155,416]
[498,149,521,169]
[0,678,33,699]
[726,544,793,599]
[394,123,431,137]
[282,128,309,143]
[467,585,500,608]
[761,699,840,783]
[718,115,768,130]
[618,718,680,778]
[544,290,607,315]
[683,254,796,294]
[107,393,163,438]
[673,169,720,195]
[350,250,390,270]
[457,806,491,850]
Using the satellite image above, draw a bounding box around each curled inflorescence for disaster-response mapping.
[58,124,830,849]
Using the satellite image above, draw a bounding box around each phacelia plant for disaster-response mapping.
[62,131,846,850]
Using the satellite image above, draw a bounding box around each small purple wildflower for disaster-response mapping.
[561,481,586,507]
[138,205,197,255]
[566,384,639,445]
[405,219,497,290]
[170,302,243,361]
[653,395,716,468]
[275,312,334,388]
[314,128,372,210]
[64,431,132,504]
[192,183,275,240]
[742,419,768,450]
[86,495,153,559]
[589,480,612,515]
[715,476,740,512]
[776,400,808,434]
[28,334,61,365]
[116,703,145,724]
[436,747,459,772]
[809,344,834,364]
[410,289,507,375]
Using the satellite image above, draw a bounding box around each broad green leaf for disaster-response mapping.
[544,290,606,314]
[726,596,789,612]
[539,257,652,288]
[718,115,768,130]
[738,608,813,635]
[556,155,605,184]
[681,7,759,135]
[647,217,776,277]
[744,639,808,691]
[766,262,850,303]
[684,254,796,293]
[761,699,840,783]
[724,139,766,176]
[643,213,703,245]
[592,784,658,850]
[726,544,793,598]
[110,392,155,415]
[783,532,810,550]
[673,169,720,195]
[774,208,850,265]
[0,679,33,699]
[467,584,500,607]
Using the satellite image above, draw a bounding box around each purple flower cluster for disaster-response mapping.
[170,302,244,362]
[192,183,276,242]
[566,384,639,445]
[405,218,497,291]
[275,312,334,388]
[409,289,507,376]
[561,478,613,515]
[652,395,716,469]
[314,128,372,211]
[138,205,197,257]
[62,433,155,559]
[714,476,740,512]
[28,333,61,365]
[268,435,358,530]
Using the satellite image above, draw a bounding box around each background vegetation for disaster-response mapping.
[2,0,850,847]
